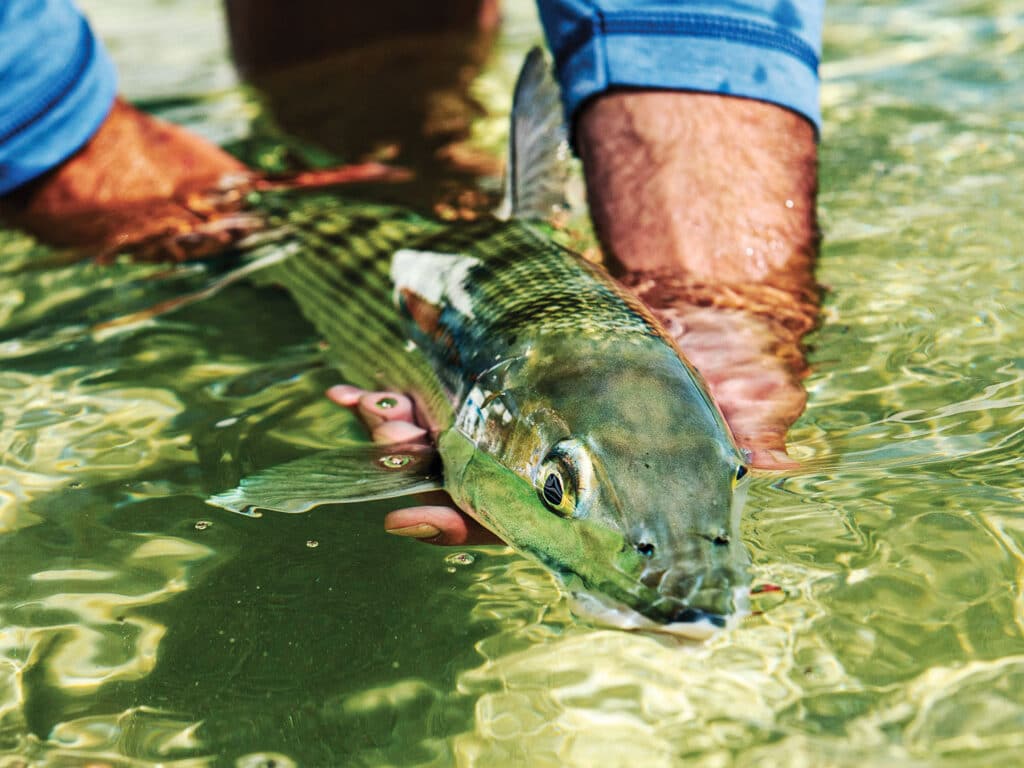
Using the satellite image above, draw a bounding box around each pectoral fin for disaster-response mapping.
[207,442,443,515]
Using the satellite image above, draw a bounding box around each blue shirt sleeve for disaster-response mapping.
[535,0,823,134]
[0,0,117,194]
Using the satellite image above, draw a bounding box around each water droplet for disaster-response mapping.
[306,539,319,549]
[236,752,296,768]
[785,199,795,208]
[194,520,212,531]
[379,454,411,469]
[444,552,475,567]
[376,396,398,409]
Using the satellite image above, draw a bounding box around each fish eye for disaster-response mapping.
[535,439,592,518]
[635,542,655,557]
[734,465,749,484]
[543,472,564,506]
[537,456,576,516]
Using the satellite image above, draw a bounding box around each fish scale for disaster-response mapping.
[251,194,455,428]
[435,222,668,340]
[252,192,678,418]
[403,220,682,395]
[243,119,668,409]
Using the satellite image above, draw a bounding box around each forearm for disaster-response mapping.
[535,0,824,464]
[536,0,823,293]
[577,92,820,467]
[577,91,818,296]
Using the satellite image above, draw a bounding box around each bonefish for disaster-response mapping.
[207,49,751,638]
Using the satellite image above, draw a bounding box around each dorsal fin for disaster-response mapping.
[501,47,571,220]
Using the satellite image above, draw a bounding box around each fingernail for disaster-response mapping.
[386,523,441,539]
[326,384,362,406]
[766,449,797,465]
[373,421,427,444]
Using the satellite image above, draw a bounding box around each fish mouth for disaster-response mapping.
[568,587,750,641]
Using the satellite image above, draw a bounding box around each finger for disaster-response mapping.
[251,163,414,191]
[384,505,502,546]
[358,391,415,428]
[744,445,800,471]
[372,421,428,445]
[326,384,364,407]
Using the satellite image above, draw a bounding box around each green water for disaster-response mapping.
[2,1,1024,765]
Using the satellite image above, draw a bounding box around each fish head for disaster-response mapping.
[443,337,751,639]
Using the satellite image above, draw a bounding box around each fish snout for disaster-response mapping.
[643,550,747,625]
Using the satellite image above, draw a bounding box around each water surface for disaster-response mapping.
[2,0,1024,765]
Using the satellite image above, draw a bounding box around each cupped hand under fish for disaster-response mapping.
[326,383,501,546]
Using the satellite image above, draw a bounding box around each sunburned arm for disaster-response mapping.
[0,99,405,260]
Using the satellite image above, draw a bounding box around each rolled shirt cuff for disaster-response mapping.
[537,3,823,135]
[0,2,118,194]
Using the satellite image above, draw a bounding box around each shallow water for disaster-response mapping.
[2,1,1024,765]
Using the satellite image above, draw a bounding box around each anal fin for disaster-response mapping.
[207,442,442,515]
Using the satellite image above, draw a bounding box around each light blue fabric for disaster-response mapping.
[0,0,117,194]
[0,0,821,195]
[536,0,823,133]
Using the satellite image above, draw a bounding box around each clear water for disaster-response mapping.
[2,1,1024,765]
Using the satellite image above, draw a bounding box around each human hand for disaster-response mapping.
[0,98,408,261]
[326,385,501,546]
[0,98,248,257]
[624,273,817,470]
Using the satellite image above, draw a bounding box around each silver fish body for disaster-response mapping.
[209,50,752,637]
[389,218,750,629]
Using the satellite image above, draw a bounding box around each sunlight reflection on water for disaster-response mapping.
[2,0,1024,765]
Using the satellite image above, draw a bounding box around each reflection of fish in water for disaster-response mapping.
[206,49,751,639]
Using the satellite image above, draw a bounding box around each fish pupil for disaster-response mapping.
[542,473,563,506]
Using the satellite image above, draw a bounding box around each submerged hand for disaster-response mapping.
[0,98,408,261]
[0,98,248,258]
[326,385,501,546]
[626,275,815,470]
